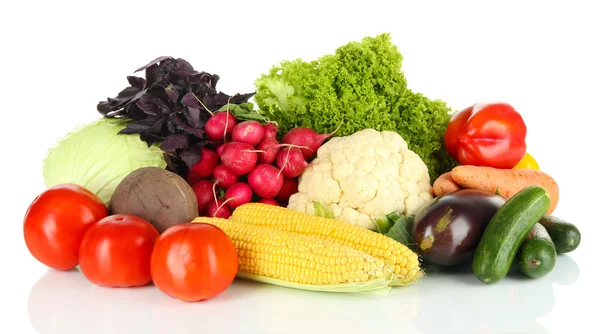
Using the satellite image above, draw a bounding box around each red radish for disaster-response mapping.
[263,123,279,139]
[282,123,342,160]
[192,180,216,215]
[231,121,265,146]
[186,169,203,185]
[213,164,238,188]
[224,182,253,209]
[220,142,258,175]
[248,164,284,199]
[276,178,298,204]
[216,144,226,157]
[259,198,279,206]
[276,147,309,178]
[205,111,238,141]
[206,198,232,218]
[256,138,281,164]
[190,148,219,178]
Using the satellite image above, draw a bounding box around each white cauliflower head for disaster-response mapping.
[287,129,433,230]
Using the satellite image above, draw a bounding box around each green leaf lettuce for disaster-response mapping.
[254,33,458,180]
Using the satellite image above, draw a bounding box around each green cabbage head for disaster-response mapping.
[42,118,167,204]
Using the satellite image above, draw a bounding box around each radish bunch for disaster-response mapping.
[186,111,338,218]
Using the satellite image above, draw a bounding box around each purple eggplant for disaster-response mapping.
[412,189,506,266]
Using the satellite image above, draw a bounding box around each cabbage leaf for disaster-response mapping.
[42,118,167,204]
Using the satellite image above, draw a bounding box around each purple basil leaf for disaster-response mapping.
[162,153,181,174]
[136,97,160,115]
[209,74,220,88]
[144,64,161,88]
[180,92,199,108]
[175,58,194,71]
[179,148,202,168]
[124,104,148,121]
[172,115,205,138]
[165,84,179,102]
[160,134,189,153]
[127,76,146,89]
[136,94,171,116]
[97,101,112,115]
[134,56,173,73]
[140,132,164,145]
[119,115,166,134]
[166,117,178,134]
[184,106,202,128]
[230,92,256,104]
[202,92,231,111]
[172,66,200,76]
[117,86,141,99]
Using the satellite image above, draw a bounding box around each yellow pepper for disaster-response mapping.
[513,152,540,170]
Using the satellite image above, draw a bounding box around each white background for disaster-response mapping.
[2,0,599,333]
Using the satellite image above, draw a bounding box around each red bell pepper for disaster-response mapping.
[444,102,527,169]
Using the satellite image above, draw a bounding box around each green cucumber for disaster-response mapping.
[538,215,581,253]
[517,223,557,278]
[473,186,551,284]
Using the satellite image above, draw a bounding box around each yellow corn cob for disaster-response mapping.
[230,203,422,285]
[192,217,397,292]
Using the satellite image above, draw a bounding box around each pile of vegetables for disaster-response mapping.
[379,101,580,282]
[22,33,582,304]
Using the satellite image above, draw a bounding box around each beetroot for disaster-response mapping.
[276,147,308,178]
[248,164,284,199]
[192,180,216,215]
[220,142,258,176]
[205,111,238,141]
[281,123,341,160]
[224,182,253,209]
[231,121,265,146]
[257,138,281,164]
[213,164,238,188]
[206,198,232,219]
[276,178,299,204]
[190,148,219,178]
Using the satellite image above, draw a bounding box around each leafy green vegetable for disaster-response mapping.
[374,216,394,234]
[42,118,167,204]
[313,202,334,218]
[254,33,458,180]
[385,214,415,250]
[217,102,270,123]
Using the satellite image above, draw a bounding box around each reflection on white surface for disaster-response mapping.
[27,256,579,334]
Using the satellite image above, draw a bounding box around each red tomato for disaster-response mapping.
[23,184,108,271]
[444,102,527,169]
[150,223,238,302]
[79,214,159,288]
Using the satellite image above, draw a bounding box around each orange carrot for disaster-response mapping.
[433,172,461,197]
[451,165,559,214]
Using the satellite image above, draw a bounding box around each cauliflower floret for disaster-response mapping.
[288,129,433,230]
